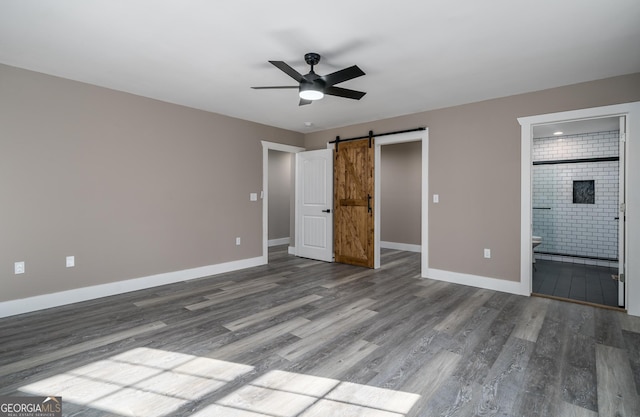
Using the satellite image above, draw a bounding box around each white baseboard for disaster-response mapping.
[425,268,529,296]
[380,241,421,253]
[288,246,296,255]
[268,237,290,247]
[0,256,265,318]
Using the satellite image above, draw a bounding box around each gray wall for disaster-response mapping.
[3,61,639,304]
[0,64,303,302]
[305,72,640,282]
[268,150,292,242]
[381,141,421,245]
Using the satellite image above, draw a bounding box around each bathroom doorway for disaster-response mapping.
[531,117,625,308]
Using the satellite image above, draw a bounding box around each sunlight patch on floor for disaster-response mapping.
[20,347,254,417]
[20,347,420,417]
[197,369,420,416]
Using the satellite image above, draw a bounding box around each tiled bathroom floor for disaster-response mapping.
[532,259,620,308]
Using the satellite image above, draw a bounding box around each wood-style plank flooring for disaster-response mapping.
[1,246,639,416]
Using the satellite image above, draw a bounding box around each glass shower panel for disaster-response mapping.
[532,164,557,256]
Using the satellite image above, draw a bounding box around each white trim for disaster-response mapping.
[518,101,640,316]
[288,246,296,255]
[380,241,421,253]
[374,129,429,276]
[261,141,305,264]
[262,141,306,154]
[268,237,290,247]
[426,268,529,296]
[520,118,533,296]
[0,256,265,318]
[619,115,627,307]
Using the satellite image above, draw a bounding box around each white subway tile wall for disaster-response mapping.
[532,130,619,267]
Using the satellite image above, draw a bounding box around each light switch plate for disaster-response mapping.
[250,193,258,201]
[433,194,439,203]
[484,248,491,259]
[66,256,75,268]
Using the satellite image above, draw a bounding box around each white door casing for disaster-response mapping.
[619,116,627,307]
[295,149,334,262]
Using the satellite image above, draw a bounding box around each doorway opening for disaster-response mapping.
[379,141,422,266]
[518,102,640,314]
[373,129,429,274]
[268,150,294,259]
[531,117,623,308]
[261,141,305,263]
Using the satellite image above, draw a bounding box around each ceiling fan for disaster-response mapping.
[251,52,366,106]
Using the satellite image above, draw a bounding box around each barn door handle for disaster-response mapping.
[322,209,331,213]
[367,194,372,213]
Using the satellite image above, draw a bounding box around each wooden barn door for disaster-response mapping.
[334,139,374,268]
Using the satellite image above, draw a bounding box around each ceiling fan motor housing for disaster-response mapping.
[304,52,321,66]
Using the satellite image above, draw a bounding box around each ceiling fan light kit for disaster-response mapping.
[252,52,366,106]
[299,83,324,101]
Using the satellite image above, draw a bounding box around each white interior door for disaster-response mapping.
[295,149,333,262]
[619,116,627,307]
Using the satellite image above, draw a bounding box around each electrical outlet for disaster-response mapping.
[484,248,491,259]
[66,256,75,268]
[14,261,25,274]
[236,237,241,246]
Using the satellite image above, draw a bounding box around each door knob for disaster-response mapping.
[322,209,331,213]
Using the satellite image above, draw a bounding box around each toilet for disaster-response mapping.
[532,235,542,248]
[532,235,542,263]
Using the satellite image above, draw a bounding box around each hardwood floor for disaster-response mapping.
[1,246,639,416]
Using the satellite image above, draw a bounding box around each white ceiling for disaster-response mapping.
[1,1,639,133]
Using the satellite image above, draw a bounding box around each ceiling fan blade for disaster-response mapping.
[321,65,365,87]
[299,99,312,106]
[269,61,304,83]
[251,86,298,89]
[324,86,366,100]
